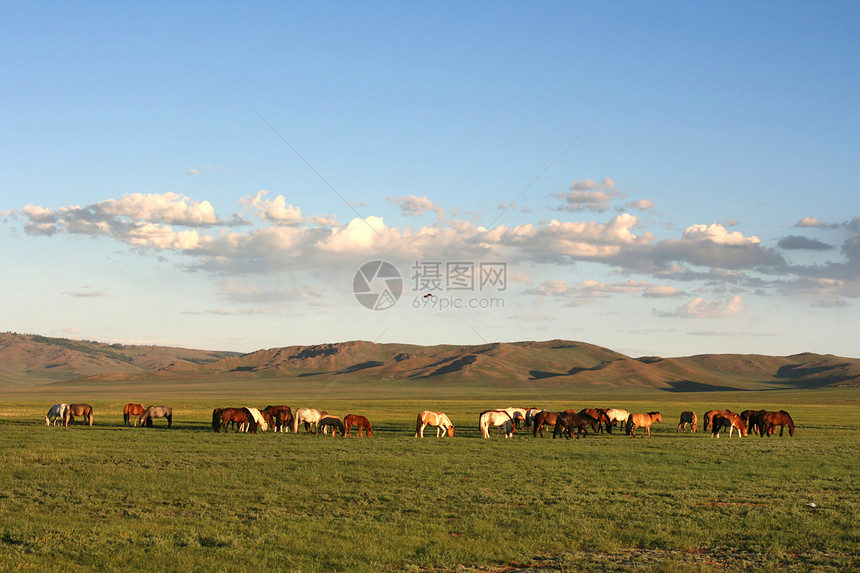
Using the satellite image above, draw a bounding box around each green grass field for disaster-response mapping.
[1,388,859,572]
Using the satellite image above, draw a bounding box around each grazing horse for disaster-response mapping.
[711,412,747,438]
[761,410,795,437]
[344,414,372,438]
[533,410,559,438]
[140,405,173,428]
[626,412,662,438]
[605,408,630,431]
[579,408,612,434]
[703,409,733,432]
[317,415,344,437]
[292,407,325,434]
[740,409,767,436]
[215,407,257,433]
[524,408,544,430]
[45,403,69,427]
[123,403,145,427]
[498,407,528,430]
[415,411,454,438]
[479,410,515,438]
[677,411,698,433]
[64,404,93,427]
[263,405,292,433]
[246,408,269,432]
[554,411,599,439]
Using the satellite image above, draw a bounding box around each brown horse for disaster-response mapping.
[626,412,662,438]
[761,410,795,437]
[554,411,599,439]
[740,409,767,436]
[344,414,372,438]
[123,403,145,427]
[317,415,344,437]
[65,404,93,427]
[711,412,747,438]
[579,408,612,434]
[263,405,292,432]
[214,407,257,433]
[677,411,698,433]
[532,410,560,438]
[703,409,732,432]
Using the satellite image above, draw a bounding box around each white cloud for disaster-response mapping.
[387,195,445,219]
[626,199,655,211]
[240,190,303,226]
[555,177,622,212]
[655,295,744,319]
[99,192,220,226]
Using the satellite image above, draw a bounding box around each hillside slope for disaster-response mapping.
[2,332,858,391]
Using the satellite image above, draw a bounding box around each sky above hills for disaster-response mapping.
[2,1,858,357]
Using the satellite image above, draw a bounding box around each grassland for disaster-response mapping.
[1,387,859,572]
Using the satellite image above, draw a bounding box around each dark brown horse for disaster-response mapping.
[344,414,372,438]
[65,404,93,427]
[214,407,257,433]
[263,405,292,432]
[740,409,767,436]
[553,411,599,439]
[761,410,795,437]
[533,410,559,438]
[123,403,145,427]
[317,415,344,437]
[579,408,612,434]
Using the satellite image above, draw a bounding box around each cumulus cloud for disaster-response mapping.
[240,190,303,226]
[555,177,622,212]
[387,195,445,219]
[655,295,744,319]
[796,216,835,229]
[655,223,783,270]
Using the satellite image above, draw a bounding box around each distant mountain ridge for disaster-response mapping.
[1,332,858,391]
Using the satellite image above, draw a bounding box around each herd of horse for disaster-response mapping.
[43,402,796,439]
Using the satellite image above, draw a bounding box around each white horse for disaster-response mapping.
[292,407,324,434]
[245,407,269,432]
[45,403,68,427]
[415,411,454,438]
[499,407,528,429]
[605,408,630,431]
[524,408,544,430]
[479,410,515,438]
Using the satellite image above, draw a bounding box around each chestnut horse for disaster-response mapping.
[740,409,767,436]
[317,415,344,437]
[214,407,257,433]
[711,412,747,438]
[344,414,372,438]
[677,411,698,433]
[64,404,93,427]
[761,410,795,437]
[415,411,454,438]
[140,405,172,428]
[123,403,145,427]
[579,408,612,434]
[554,411,599,439]
[703,409,732,432]
[533,410,558,438]
[626,412,662,438]
[45,403,68,427]
[263,405,292,432]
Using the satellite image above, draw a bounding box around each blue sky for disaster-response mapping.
[2,1,858,357]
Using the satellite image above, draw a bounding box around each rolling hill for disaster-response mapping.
[1,332,859,392]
